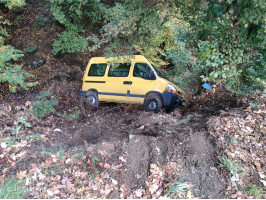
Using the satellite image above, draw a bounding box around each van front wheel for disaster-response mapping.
[145,94,162,112]
[86,91,99,107]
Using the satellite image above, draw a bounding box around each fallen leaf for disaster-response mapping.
[38,173,46,181]
[187,190,192,198]
[258,172,265,179]
[135,189,144,197]
[104,163,111,168]
[112,179,118,185]
[0,143,7,149]
[260,180,266,187]
[149,183,159,194]
[16,170,27,179]
[47,189,54,196]
[41,135,48,142]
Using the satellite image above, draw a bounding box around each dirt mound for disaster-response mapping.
[125,135,170,189]
[181,132,225,198]
[122,113,225,198]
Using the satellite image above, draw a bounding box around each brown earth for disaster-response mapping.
[47,103,228,198]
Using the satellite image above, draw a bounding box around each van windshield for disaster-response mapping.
[152,64,170,81]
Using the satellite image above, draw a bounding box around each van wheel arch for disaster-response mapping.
[144,92,163,104]
[86,89,99,96]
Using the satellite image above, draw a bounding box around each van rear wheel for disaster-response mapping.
[86,91,99,107]
[145,94,162,112]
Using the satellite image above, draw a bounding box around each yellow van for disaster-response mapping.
[79,55,184,112]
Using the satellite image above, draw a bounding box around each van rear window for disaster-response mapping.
[88,64,107,76]
[108,63,131,77]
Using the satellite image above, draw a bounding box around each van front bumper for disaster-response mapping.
[161,91,183,107]
[79,90,87,97]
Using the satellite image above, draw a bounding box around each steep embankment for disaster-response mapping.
[1,1,265,199]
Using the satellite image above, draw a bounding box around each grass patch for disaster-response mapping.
[73,150,85,159]
[90,155,101,164]
[165,178,192,198]
[57,147,65,160]
[219,154,238,174]
[41,146,66,160]
[0,178,27,199]
[246,184,264,198]
[26,133,42,142]
[41,146,53,158]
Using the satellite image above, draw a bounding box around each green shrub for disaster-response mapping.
[33,91,58,117]
[52,30,88,55]
[11,116,31,136]
[35,16,50,26]
[0,0,37,92]
[25,45,38,53]
[58,106,80,120]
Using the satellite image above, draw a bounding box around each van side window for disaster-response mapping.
[133,63,151,79]
[108,63,131,77]
[88,64,107,76]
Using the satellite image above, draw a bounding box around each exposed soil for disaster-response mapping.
[46,102,228,198]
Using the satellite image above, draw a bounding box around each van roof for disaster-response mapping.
[89,55,150,64]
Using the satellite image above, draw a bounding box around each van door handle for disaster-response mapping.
[123,81,132,85]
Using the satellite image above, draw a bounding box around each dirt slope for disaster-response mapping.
[53,105,226,198]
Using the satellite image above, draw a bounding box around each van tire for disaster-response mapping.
[145,94,162,112]
[86,91,99,107]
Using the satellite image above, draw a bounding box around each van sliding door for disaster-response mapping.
[99,63,131,103]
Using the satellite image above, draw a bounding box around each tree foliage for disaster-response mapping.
[50,0,104,55]
[0,0,26,9]
[186,0,266,93]
[50,0,265,94]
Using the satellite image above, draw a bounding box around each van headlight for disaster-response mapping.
[165,84,178,94]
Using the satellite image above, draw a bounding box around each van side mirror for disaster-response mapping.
[148,70,156,80]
